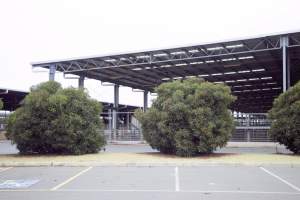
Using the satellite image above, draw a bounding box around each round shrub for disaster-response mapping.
[135,78,236,157]
[6,81,106,155]
[268,81,300,154]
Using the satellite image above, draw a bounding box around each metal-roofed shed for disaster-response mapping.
[31,31,300,115]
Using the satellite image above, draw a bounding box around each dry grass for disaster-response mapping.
[0,152,299,166]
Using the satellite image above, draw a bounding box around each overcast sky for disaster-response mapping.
[1,0,300,106]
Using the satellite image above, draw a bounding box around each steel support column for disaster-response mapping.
[280,35,290,92]
[108,108,112,141]
[143,90,148,112]
[78,75,85,88]
[127,112,130,129]
[112,84,119,140]
[246,114,251,142]
[49,64,56,81]
[287,48,291,89]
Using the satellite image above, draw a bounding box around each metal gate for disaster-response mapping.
[101,111,143,142]
[231,113,273,142]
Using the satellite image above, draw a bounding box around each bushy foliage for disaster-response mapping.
[135,78,236,157]
[6,81,105,155]
[268,81,300,154]
[0,99,3,110]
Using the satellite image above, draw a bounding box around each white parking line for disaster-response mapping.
[181,190,300,195]
[0,167,13,173]
[260,167,300,192]
[174,167,180,192]
[50,166,93,191]
[0,189,300,195]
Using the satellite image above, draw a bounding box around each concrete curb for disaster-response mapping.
[226,142,282,148]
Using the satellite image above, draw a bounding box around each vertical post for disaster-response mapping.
[113,84,119,140]
[287,49,291,89]
[280,35,290,92]
[78,75,85,88]
[108,108,112,141]
[143,90,148,112]
[49,64,56,81]
[141,90,148,141]
[127,112,130,130]
[246,114,251,142]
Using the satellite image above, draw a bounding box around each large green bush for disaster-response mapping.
[135,78,236,157]
[268,81,300,154]
[6,81,105,155]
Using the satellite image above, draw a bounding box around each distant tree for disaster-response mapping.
[268,81,300,154]
[0,99,3,110]
[6,81,105,154]
[135,78,236,157]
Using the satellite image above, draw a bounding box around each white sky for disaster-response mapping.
[1,0,300,106]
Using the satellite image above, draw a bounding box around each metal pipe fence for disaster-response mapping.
[231,113,272,142]
[0,111,273,142]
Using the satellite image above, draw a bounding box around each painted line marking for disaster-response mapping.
[0,189,300,195]
[260,167,300,192]
[50,166,93,191]
[175,166,180,192]
[0,167,13,173]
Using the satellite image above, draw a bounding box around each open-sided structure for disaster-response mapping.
[0,88,28,130]
[31,31,300,141]
[0,88,28,111]
[0,88,141,135]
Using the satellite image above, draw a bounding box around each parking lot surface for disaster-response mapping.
[0,165,299,200]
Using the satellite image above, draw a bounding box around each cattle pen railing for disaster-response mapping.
[0,112,272,142]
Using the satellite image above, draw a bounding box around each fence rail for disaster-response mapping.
[231,113,272,142]
[104,129,143,141]
[231,127,272,142]
[0,112,273,142]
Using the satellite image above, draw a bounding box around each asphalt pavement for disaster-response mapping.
[0,165,299,200]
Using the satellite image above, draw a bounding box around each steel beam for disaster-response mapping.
[49,64,56,81]
[59,48,281,74]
